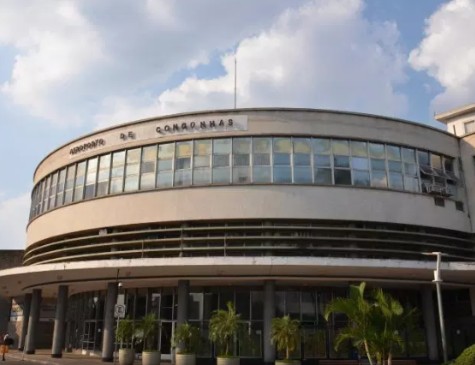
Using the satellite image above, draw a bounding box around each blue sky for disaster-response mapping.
[0,0,474,249]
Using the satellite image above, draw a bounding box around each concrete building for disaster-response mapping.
[0,107,474,364]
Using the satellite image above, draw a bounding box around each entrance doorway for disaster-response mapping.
[160,321,175,360]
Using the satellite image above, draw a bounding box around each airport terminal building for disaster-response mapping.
[0,106,475,363]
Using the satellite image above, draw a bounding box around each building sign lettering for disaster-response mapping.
[69,139,106,156]
[156,118,234,134]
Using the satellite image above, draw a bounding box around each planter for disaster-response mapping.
[176,353,196,365]
[119,348,135,365]
[142,351,161,365]
[275,361,300,365]
[217,356,240,365]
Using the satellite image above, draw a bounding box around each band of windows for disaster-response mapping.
[29,137,460,220]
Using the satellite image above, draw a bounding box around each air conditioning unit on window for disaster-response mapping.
[426,184,451,197]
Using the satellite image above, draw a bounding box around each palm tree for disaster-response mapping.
[324,282,375,365]
[174,322,201,354]
[209,302,241,357]
[137,313,159,351]
[271,315,300,360]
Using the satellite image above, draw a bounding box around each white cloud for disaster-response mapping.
[99,0,408,124]
[0,0,302,127]
[409,0,475,113]
[0,193,29,250]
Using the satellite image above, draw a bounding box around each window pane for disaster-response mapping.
[127,148,141,163]
[274,138,291,153]
[389,172,404,189]
[174,170,191,186]
[213,155,229,167]
[404,176,420,192]
[353,170,370,186]
[253,138,271,153]
[315,155,331,167]
[315,168,332,184]
[431,154,442,169]
[158,159,173,171]
[74,161,86,201]
[386,145,401,160]
[176,157,191,170]
[85,158,98,199]
[293,138,311,154]
[444,157,454,173]
[194,155,210,168]
[334,156,350,168]
[212,167,230,184]
[274,166,292,183]
[388,160,402,173]
[233,167,251,183]
[332,140,349,155]
[371,171,387,187]
[253,167,271,183]
[213,139,231,154]
[404,163,417,176]
[233,154,250,166]
[294,167,312,183]
[351,157,369,170]
[351,141,368,156]
[402,148,416,162]
[142,145,157,161]
[369,143,385,158]
[294,154,311,166]
[313,138,331,154]
[371,158,386,171]
[176,141,192,157]
[157,171,173,188]
[274,153,290,165]
[159,143,174,159]
[253,154,270,166]
[194,139,211,155]
[141,161,156,174]
[124,175,139,191]
[418,151,429,166]
[193,168,210,185]
[140,173,156,190]
[334,169,351,185]
[233,138,251,154]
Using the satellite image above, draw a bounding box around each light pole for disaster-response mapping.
[424,251,448,363]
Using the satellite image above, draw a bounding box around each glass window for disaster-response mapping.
[233,166,251,184]
[417,151,430,166]
[332,140,349,155]
[140,145,157,190]
[371,171,387,188]
[334,156,350,168]
[84,157,98,199]
[464,120,475,134]
[74,161,86,201]
[315,155,331,167]
[273,138,291,182]
[194,140,211,168]
[293,138,311,166]
[253,138,271,180]
[386,145,401,161]
[371,158,386,171]
[294,167,312,183]
[110,151,125,193]
[212,167,230,184]
[213,154,230,167]
[404,163,417,176]
[431,153,442,169]
[334,169,351,185]
[213,138,231,154]
[313,138,331,154]
[253,138,271,153]
[389,172,404,190]
[157,143,174,188]
[274,167,292,183]
[253,166,271,183]
[353,170,370,186]
[124,148,141,192]
[404,176,420,192]
[350,141,368,156]
[402,148,416,162]
[213,139,231,184]
[56,168,66,207]
[388,160,402,173]
[48,172,58,209]
[97,154,111,197]
[193,168,210,185]
[42,176,51,212]
[369,143,385,158]
[444,157,454,173]
[351,157,369,170]
[315,168,332,185]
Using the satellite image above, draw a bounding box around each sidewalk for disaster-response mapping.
[7,349,171,365]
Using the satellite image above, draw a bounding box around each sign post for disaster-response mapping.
[113,304,126,364]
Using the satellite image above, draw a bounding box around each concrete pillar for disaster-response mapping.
[470,287,475,316]
[0,297,11,336]
[18,293,32,351]
[25,289,42,354]
[177,280,189,326]
[51,285,68,358]
[102,282,118,362]
[263,280,276,365]
[421,285,439,361]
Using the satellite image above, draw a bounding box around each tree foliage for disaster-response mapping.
[209,302,241,357]
[136,313,159,351]
[271,315,300,360]
[452,344,475,365]
[173,322,201,354]
[116,317,136,349]
[324,282,417,365]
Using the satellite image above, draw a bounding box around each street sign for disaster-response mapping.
[114,304,126,318]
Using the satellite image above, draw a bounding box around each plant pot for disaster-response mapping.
[275,361,300,365]
[119,348,135,365]
[217,356,240,365]
[176,353,196,365]
[142,351,160,365]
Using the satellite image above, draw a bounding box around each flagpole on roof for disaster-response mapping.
[234,55,237,109]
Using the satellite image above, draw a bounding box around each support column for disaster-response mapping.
[177,280,189,326]
[421,285,439,361]
[470,287,475,316]
[51,285,68,358]
[102,282,118,362]
[0,297,11,335]
[18,293,32,351]
[263,280,275,365]
[25,289,42,354]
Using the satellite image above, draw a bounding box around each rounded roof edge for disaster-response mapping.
[33,107,453,180]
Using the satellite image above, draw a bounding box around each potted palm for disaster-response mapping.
[209,302,241,365]
[137,313,161,365]
[271,315,301,365]
[173,322,201,365]
[116,317,136,365]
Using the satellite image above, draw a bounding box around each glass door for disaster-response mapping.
[160,320,175,360]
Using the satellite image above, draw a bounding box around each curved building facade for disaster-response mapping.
[1,107,475,363]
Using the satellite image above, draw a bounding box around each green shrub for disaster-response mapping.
[453,344,475,365]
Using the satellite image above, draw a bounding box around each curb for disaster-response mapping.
[8,353,62,365]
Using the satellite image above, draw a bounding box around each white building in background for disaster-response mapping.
[0,106,474,363]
